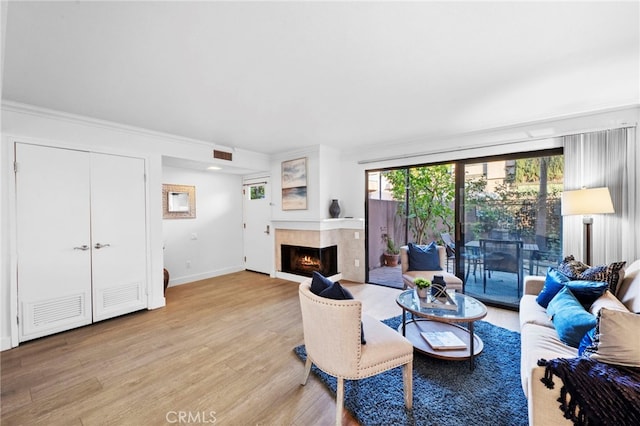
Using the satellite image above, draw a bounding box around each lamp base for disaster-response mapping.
[583,216,593,266]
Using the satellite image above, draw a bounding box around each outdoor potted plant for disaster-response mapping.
[414,277,431,298]
[382,233,401,266]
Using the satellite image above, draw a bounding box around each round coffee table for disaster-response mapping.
[396,289,488,370]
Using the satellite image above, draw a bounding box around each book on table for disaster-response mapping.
[420,331,467,350]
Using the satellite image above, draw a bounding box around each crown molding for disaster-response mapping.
[1,100,224,149]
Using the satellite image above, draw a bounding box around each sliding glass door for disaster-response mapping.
[366,165,455,289]
[366,149,563,309]
[458,152,563,308]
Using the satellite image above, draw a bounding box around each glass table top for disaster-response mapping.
[396,289,488,322]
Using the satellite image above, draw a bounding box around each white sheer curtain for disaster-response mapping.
[563,127,639,265]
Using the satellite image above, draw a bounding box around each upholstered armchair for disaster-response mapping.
[400,244,464,292]
[298,281,413,425]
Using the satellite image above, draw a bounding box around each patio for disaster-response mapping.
[368,257,543,308]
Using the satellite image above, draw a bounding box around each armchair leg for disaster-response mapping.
[336,377,344,426]
[403,361,413,410]
[301,357,312,385]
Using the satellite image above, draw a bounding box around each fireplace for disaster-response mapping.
[281,244,338,277]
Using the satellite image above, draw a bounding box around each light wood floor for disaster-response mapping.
[1,271,519,425]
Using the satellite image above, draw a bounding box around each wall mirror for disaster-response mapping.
[168,192,190,212]
[163,184,196,219]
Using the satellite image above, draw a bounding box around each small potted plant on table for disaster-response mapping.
[413,277,431,298]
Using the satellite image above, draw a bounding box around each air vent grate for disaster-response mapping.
[102,283,141,309]
[33,295,84,326]
[213,150,232,161]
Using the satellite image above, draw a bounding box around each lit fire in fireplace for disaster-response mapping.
[298,255,320,269]
[281,244,338,277]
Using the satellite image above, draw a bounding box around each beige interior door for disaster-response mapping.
[90,153,147,321]
[16,143,93,341]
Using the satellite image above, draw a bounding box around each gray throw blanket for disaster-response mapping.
[538,357,640,426]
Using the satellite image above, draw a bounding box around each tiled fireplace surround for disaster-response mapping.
[273,219,365,283]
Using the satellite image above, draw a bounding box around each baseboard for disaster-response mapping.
[1,336,13,352]
[167,266,244,287]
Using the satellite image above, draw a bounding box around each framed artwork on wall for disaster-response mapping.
[282,157,307,210]
[163,184,196,219]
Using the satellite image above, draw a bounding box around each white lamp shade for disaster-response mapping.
[561,187,614,216]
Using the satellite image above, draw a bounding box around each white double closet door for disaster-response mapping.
[16,143,148,342]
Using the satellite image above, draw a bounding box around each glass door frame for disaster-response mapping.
[452,148,563,309]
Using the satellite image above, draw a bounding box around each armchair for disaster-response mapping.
[298,281,413,425]
[400,244,463,292]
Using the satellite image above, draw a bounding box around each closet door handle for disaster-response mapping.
[94,243,111,249]
[73,245,90,251]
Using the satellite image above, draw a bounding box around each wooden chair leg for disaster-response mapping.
[336,377,344,426]
[301,357,312,385]
[403,361,413,410]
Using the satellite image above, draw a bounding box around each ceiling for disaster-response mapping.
[3,1,639,156]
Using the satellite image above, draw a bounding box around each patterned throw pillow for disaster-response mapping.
[578,261,626,295]
[557,255,590,279]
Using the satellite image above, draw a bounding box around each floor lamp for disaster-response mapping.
[561,187,614,266]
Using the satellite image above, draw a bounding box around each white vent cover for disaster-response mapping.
[33,295,83,325]
[22,293,89,339]
[102,282,141,309]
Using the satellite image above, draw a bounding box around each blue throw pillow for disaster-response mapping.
[310,271,332,295]
[318,281,354,300]
[317,281,365,344]
[408,242,442,271]
[547,287,597,348]
[536,268,571,308]
[578,327,596,356]
[566,280,610,308]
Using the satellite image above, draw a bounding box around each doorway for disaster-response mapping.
[242,177,274,275]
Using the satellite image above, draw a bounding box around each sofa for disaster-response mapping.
[519,258,640,425]
[400,244,463,292]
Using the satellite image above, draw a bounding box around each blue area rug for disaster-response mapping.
[294,316,528,426]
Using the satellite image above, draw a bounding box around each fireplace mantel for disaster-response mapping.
[272,218,364,231]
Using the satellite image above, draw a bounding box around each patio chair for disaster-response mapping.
[461,244,483,282]
[480,239,524,297]
[440,232,457,273]
[298,281,413,425]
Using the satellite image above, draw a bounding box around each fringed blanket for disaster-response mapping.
[538,357,640,426]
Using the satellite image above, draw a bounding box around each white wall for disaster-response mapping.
[0,103,268,350]
[0,0,9,351]
[270,145,355,221]
[162,166,244,286]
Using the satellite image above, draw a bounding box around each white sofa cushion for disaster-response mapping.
[520,322,577,397]
[589,290,628,316]
[616,259,640,313]
[519,294,554,329]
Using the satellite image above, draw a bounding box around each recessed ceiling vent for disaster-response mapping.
[213,150,233,161]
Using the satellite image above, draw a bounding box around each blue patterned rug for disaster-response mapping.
[294,316,528,426]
